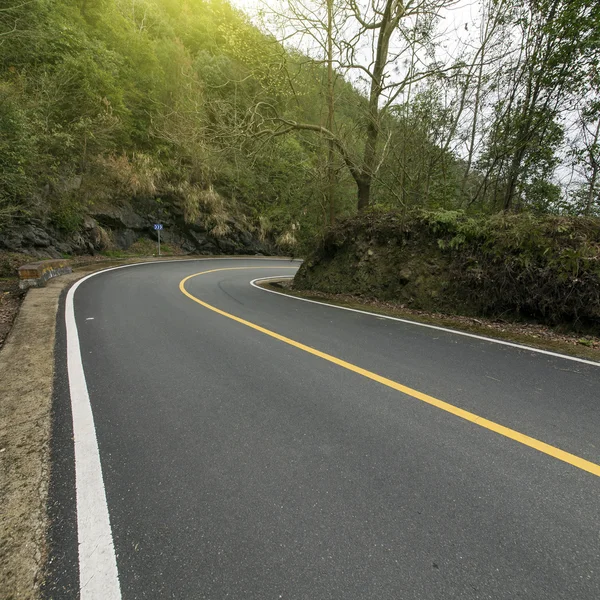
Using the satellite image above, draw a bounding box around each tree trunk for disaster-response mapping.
[460,54,484,202]
[585,166,598,215]
[357,177,371,211]
[584,119,600,215]
[357,0,399,212]
[503,152,522,210]
[326,0,335,224]
[360,118,378,210]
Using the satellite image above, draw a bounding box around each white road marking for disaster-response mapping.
[250,277,600,368]
[64,257,299,598]
[66,275,121,600]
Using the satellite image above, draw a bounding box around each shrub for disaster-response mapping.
[295,210,600,330]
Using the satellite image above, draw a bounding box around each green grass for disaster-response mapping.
[100,241,179,259]
[100,250,129,259]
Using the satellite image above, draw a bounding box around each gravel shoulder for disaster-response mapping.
[0,272,83,600]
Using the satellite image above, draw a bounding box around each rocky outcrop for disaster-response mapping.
[0,203,274,258]
[0,219,93,259]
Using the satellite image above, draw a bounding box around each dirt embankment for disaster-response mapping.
[294,210,600,333]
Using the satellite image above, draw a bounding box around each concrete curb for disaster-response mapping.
[18,259,73,290]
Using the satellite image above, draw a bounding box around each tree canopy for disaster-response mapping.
[1,0,599,249]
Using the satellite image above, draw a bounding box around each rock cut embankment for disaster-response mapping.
[294,210,600,332]
[0,201,274,259]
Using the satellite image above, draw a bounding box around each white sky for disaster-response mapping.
[229,0,480,38]
[228,0,480,96]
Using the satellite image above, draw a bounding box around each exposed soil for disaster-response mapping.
[294,211,600,334]
[0,274,78,600]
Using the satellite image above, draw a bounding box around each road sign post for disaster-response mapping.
[153,224,163,256]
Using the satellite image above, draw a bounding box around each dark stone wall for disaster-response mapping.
[0,204,275,259]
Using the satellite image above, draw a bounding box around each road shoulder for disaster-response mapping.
[0,272,89,599]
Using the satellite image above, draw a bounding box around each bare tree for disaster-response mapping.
[570,102,600,215]
[251,0,462,212]
[451,0,513,203]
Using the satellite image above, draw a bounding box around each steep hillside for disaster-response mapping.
[0,0,363,255]
[3,1,597,260]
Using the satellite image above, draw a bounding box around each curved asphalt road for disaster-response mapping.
[46,258,600,599]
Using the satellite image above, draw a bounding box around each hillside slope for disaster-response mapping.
[1,0,361,254]
[294,210,600,331]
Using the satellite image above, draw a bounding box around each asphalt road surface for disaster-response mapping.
[46,258,600,600]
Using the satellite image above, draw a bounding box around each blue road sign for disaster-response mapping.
[153,224,163,230]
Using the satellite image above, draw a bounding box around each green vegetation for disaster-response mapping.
[0,0,347,247]
[294,209,600,331]
[100,239,176,256]
[0,0,600,248]
[1,0,599,274]
[253,0,600,217]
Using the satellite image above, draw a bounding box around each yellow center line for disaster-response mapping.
[180,266,600,478]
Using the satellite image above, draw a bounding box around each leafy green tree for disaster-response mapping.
[477,0,600,211]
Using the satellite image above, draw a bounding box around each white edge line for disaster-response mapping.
[66,273,121,600]
[250,276,600,369]
[65,257,298,599]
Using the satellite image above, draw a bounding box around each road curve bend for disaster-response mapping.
[46,258,600,600]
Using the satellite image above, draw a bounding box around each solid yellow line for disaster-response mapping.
[180,267,600,478]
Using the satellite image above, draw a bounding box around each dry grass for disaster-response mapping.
[95,154,246,241]
[95,225,112,251]
[97,153,162,197]
[168,182,234,237]
[176,182,202,224]
[199,186,232,237]
[258,216,272,242]
[276,230,297,250]
[210,221,231,238]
